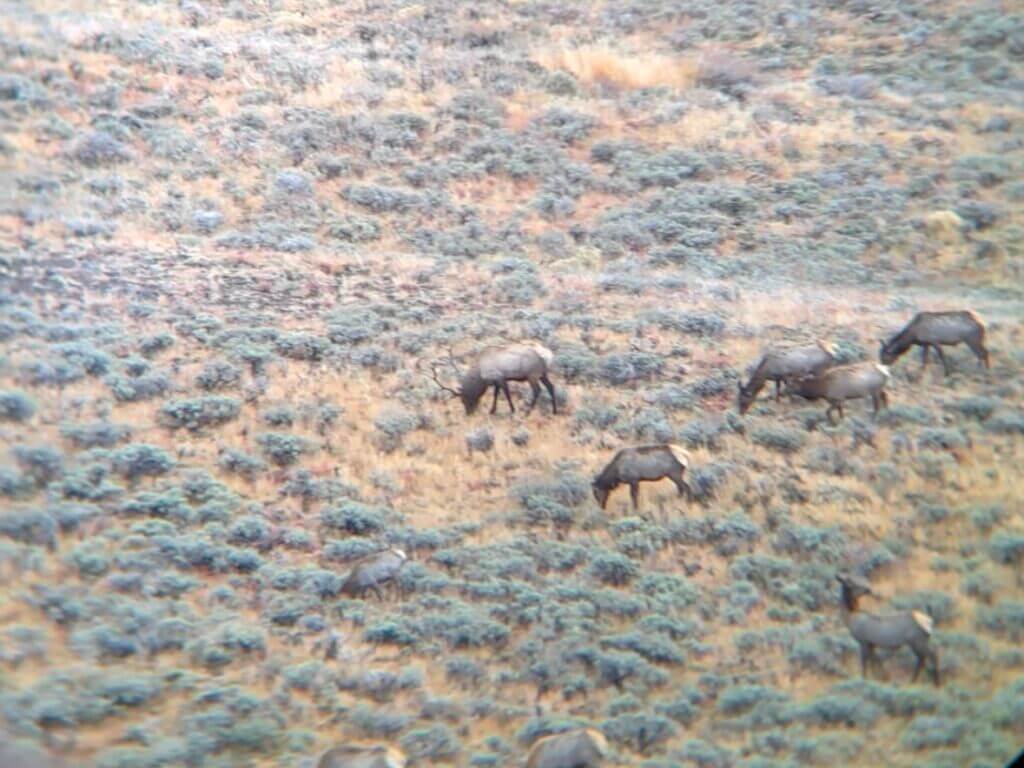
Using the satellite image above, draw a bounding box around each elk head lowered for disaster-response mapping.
[426,347,486,415]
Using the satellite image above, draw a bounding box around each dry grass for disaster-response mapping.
[535,45,699,91]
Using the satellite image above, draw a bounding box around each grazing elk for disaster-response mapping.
[318,745,407,768]
[836,573,940,686]
[340,549,407,600]
[430,343,557,415]
[737,341,837,414]
[592,444,691,511]
[0,731,72,768]
[526,728,608,768]
[880,310,989,376]
[787,362,890,424]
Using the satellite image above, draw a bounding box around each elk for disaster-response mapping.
[340,549,407,600]
[787,362,890,423]
[318,745,407,768]
[592,444,691,511]
[429,343,557,416]
[526,728,608,768]
[836,573,940,686]
[880,310,989,376]
[737,341,836,414]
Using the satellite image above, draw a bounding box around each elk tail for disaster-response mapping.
[667,444,690,467]
[875,364,891,380]
[817,339,837,357]
[912,610,934,635]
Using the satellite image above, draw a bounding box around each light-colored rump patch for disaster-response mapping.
[530,343,554,367]
[667,444,690,467]
[392,548,407,560]
[817,339,837,356]
[912,610,934,635]
[586,728,609,756]
[875,364,891,379]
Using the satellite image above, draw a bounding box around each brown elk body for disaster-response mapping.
[431,343,556,415]
[525,728,608,768]
[836,573,940,686]
[880,310,989,376]
[318,745,407,768]
[340,549,407,600]
[738,341,836,414]
[592,444,691,511]
[788,362,890,423]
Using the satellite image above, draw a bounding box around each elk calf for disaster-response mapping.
[880,310,989,376]
[431,343,557,416]
[318,745,407,768]
[526,728,608,768]
[788,362,890,423]
[836,573,940,686]
[340,549,407,600]
[592,444,691,511]
[738,341,836,414]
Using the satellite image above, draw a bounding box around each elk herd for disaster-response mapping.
[319,311,987,766]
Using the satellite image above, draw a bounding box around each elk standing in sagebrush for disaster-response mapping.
[787,362,890,423]
[430,343,557,415]
[836,573,940,686]
[592,444,691,511]
[880,310,989,376]
[340,549,407,600]
[737,341,837,414]
[525,728,608,768]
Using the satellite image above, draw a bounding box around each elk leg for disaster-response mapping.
[933,345,950,377]
[826,401,841,424]
[671,471,691,502]
[930,649,941,686]
[878,390,889,410]
[541,374,557,414]
[371,584,384,602]
[526,379,541,412]
[629,482,639,510]
[774,379,782,402]
[920,344,929,369]
[490,384,500,414]
[502,382,515,413]
[912,652,924,683]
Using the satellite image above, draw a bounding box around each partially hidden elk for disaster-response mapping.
[340,549,407,600]
[317,745,407,768]
[836,573,940,686]
[0,731,72,768]
[430,343,557,415]
[787,362,890,423]
[592,444,691,511]
[525,728,608,768]
[737,341,836,414]
[880,310,990,376]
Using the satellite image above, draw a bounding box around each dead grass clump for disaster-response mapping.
[922,210,965,243]
[536,45,697,91]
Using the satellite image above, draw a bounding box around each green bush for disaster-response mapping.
[111,444,176,482]
[159,396,241,431]
[0,390,37,422]
[256,432,313,466]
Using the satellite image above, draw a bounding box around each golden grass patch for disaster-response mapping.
[535,45,699,91]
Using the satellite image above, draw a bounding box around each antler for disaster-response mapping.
[428,361,461,398]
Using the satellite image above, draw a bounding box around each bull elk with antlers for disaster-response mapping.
[429,343,557,416]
